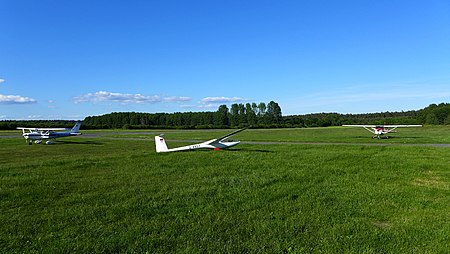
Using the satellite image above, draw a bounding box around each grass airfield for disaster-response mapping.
[1,127,449,253]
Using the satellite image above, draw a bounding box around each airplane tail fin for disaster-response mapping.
[155,135,169,153]
[71,122,82,133]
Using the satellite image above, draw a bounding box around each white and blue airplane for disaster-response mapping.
[17,122,82,145]
[155,129,245,153]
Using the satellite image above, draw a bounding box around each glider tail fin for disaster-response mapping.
[155,135,169,153]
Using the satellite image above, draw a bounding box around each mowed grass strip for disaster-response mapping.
[97,125,450,144]
[0,132,449,253]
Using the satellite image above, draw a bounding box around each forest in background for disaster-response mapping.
[1,102,450,130]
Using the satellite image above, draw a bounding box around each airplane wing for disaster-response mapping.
[342,125,377,128]
[381,125,422,128]
[208,128,246,145]
[17,127,67,131]
[342,125,377,134]
[342,125,422,128]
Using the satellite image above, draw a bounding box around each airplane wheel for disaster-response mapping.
[28,141,32,145]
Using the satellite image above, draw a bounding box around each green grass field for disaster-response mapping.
[1,127,449,253]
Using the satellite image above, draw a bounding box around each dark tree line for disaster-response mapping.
[284,103,450,127]
[417,103,450,125]
[1,102,450,130]
[82,101,283,129]
[284,111,421,127]
[0,120,79,130]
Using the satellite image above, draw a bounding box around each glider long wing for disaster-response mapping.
[209,128,247,145]
[155,128,246,152]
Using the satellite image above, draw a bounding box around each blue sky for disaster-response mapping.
[1,0,449,120]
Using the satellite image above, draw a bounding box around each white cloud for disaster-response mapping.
[27,115,43,119]
[200,96,248,104]
[178,96,249,110]
[0,94,37,104]
[198,104,221,109]
[74,91,192,104]
[44,114,83,120]
[74,91,161,104]
[0,79,37,104]
[163,96,192,102]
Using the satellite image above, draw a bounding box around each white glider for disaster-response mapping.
[342,124,422,139]
[155,129,245,153]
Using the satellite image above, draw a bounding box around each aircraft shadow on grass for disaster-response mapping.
[227,148,273,153]
[354,135,421,140]
[154,147,273,153]
[57,140,103,145]
[397,136,421,139]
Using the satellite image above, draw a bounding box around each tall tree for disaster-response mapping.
[230,103,240,127]
[257,102,266,117]
[252,103,258,116]
[238,103,247,125]
[246,103,256,125]
[215,104,229,126]
[267,101,282,124]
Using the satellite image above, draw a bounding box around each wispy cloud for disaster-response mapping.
[200,96,248,104]
[0,94,37,104]
[45,114,84,120]
[284,83,450,115]
[163,96,192,102]
[198,104,222,109]
[74,91,161,104]
[0,79,5,84]
[74,91,191,104]
[27,115,43,119]
[301,89,450,108]
[179,96,249,110]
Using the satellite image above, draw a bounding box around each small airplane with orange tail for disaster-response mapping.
[342,124,422,139]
